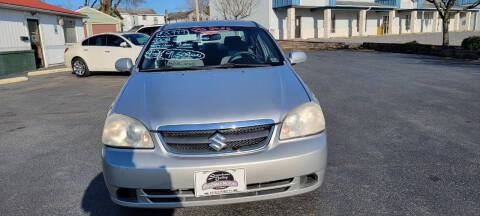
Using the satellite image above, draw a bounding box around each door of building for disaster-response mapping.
[295,16,301,38]
[378,16,389,35]
[91,24,117,35]
[27,19,44,68]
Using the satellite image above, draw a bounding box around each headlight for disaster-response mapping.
[102,113,154,148]
[280,102,325,140]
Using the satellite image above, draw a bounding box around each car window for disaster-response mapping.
[106,35,126,47]
[139,26,284,71]
[138,26,160,36]
[81,39,89,46]
[122,33,150,46]
[89,35,106,46]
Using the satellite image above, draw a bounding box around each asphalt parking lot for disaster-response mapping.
[1,50,479,216]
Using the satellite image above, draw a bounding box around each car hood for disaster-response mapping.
[113,65,311,130]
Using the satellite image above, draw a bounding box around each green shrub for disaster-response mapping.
[461,36,480,51]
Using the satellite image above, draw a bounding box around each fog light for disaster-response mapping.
[116,188,137,202]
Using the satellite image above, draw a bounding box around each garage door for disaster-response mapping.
[91,24,117,35]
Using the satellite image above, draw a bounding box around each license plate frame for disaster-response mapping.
[194,168,247,197]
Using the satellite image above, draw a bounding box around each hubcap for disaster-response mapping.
[73,60,85,75]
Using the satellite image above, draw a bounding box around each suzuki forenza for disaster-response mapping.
[102,20,327,208]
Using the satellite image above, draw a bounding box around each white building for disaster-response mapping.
[210,0,480,39]
[167,10,209,23]
[118,8,165,31]
[0,0,85,76]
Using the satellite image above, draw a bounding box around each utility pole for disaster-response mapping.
[195,0,200,21]
[165,9,169,24]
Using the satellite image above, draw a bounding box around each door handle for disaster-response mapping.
[83,49,88,51]
[105,51,110,53]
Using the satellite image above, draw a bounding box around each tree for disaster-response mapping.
[186,0,210,20]
[84,0,99,7]
[95,0,145,18]
[426,0,480,46]
[213,0,259,20]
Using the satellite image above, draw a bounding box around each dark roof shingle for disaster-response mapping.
[118,8,157,15]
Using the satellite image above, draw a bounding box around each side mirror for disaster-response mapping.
[115,58,133,72]
[120,42,129,48]
[289,51,307,65]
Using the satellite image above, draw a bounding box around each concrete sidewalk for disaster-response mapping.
[306,31,480,46]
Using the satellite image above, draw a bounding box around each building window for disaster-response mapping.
[63,19,77,43]
[405,15,411,31]
[154,17,158,24]
[143,15,147,20]
[331,13,336,33]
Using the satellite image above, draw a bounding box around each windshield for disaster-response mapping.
[139,26,284,71]
[123,33,150,46]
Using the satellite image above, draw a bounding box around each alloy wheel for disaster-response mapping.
[73,60,85,76]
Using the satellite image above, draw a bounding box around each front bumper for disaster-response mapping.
[102,129,327,208]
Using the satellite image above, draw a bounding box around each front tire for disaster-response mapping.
[72,58,90,77]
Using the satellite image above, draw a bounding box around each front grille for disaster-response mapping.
[159,124,273,155]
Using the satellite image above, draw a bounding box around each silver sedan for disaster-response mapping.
[101,20,327,208]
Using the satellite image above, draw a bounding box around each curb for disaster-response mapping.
[362,42,480,60]
[0,67,70,86]
[0,76,29,85]
[28,67,70,76]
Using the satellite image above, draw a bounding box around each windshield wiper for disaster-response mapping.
[210,62,283,69]
[139,62,284,72]
[139,66,207,72]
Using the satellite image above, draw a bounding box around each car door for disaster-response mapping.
[83,35,109,71]
[106,35,139,71]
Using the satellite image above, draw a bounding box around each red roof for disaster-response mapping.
[0,0,83,16]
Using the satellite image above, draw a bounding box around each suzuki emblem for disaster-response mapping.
[209,133,227,151]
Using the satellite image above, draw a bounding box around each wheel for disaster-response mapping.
[72,58,90,77]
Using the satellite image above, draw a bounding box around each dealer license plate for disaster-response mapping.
[194,168,246,197]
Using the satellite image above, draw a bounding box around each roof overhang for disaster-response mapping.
[0,2,86,18]
[292,5,320,9]
[398,8,480,12]
[311,5,395,11]
[275,3,478,12]
[120,12,163,16]
[273,5,319,9]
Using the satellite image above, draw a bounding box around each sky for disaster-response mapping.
[44,0,189,14]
